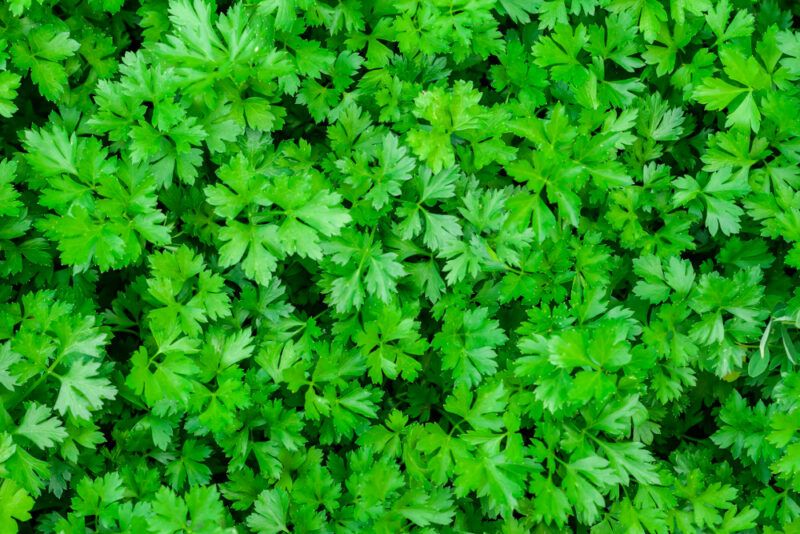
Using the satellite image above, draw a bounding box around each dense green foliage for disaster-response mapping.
[1,0,800,531]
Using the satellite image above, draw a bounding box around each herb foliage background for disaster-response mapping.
[1,0,800,532]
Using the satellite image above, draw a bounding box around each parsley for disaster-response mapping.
[1,0,800,531]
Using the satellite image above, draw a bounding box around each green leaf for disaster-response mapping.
[0,72,20,118]
[395,489,455,527]
[11,28,80,101]
[600,440,661,485]
[72,472,125,520]
[434,307,508,388]
[693,78,748,110]
[218,221,280,286]
[247,489,289,533]
[0,479,33,534]
[0,343,21,391]
[364,251,406,304]
[445,381,506,431]
[127,335,200,408]
[55,360,117,420]
[454,448,525,517]
[15,403,67,450]
[356,305,427,383]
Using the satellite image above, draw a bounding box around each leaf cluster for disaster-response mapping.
[1,0,800,532]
